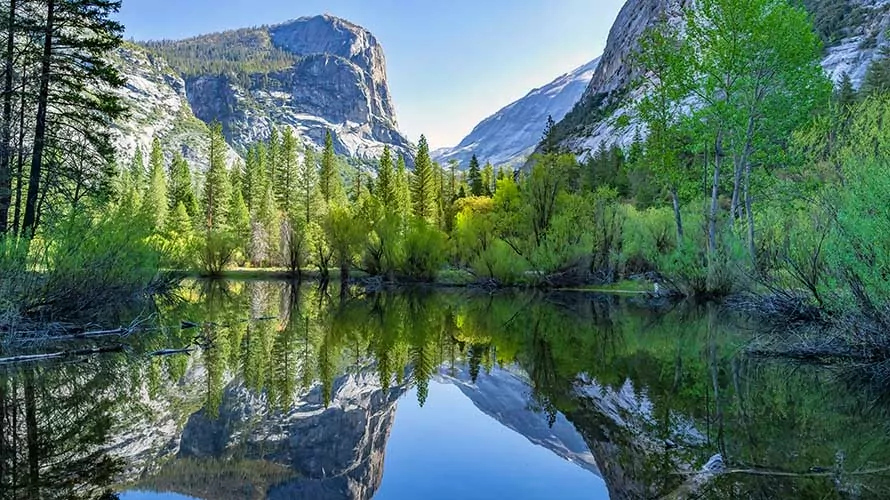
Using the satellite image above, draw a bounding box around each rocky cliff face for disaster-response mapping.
[433,57,600,168]
[553,0,890,159]
[155,15,412,162]
[109,45,240,173]
[112,15,412,170]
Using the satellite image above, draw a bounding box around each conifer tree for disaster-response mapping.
[267,127,280,186]
[411,135,435,220]
[145,137,168,230]
[836,71,857,109]
[319,130,343,205]
[228,185,251,253]
[277,127,299,214]
[203,122,231,230]
[394,155,411,217]
[297,146,319,226]
[168,152,198,218]
[129,146,146,192]
[376,145,396,210]
[482,162,494,196]
[468,154,484,196]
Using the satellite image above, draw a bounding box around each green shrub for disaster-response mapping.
[32,206,161,315]
[195,230,238,277]
[400,219,447,282]
[659,230,747,297]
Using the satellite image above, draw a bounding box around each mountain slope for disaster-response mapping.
[551,0,890,159]
[141,15,413,162]
[112,15,413,171]
[434,57,600,168]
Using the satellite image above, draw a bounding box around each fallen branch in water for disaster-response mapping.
[0,345,126,365]
[149,348,196,357]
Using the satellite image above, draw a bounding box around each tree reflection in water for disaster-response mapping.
[0,281,888,499]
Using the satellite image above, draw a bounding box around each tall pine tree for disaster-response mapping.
[319,130,343,205]
[168,152,198,218]
[394,155,411,217]
[276,127,299,214]
[376,145,395,210]
[203,122,231,230]
[411,135,435,220]
[145,137,168,231]
[468,154,484,196]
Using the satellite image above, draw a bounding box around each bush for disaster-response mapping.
[29,206,161,316]
[659,229,747,297]
[400,219,447,282]
[622,206,676,275]
[195,230,238,277]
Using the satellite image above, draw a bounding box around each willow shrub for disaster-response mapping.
[31,206,162,316]
[400,219,447,282]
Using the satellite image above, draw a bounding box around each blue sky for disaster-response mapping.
[116,0,625,148]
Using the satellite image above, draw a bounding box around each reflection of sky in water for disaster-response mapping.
[120,379,607,500]
[375,382,609,500]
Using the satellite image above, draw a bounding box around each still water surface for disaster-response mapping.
[1,280,889,499]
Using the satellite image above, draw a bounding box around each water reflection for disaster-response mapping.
[0,281,888,499]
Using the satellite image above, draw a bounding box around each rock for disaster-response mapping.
[112,15,414,172]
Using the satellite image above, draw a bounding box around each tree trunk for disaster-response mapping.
[0,0,16,233]
[744,161,756,266]
[12,72,25,235]
[670,185,683,243]
[21,0,53,238]
[708,131,723,256]
[340,262,349,284]
[730,154,742,224]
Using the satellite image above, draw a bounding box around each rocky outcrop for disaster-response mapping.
[169,15,412,162]
[110,45,240,172]
[433,58,600,168]
[113,15,413,171]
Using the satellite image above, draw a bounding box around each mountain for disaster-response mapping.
[549,0,890,159]
[433,57,600,168]
[111,15,413,171]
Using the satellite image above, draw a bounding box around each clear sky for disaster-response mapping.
[116,0,626,149]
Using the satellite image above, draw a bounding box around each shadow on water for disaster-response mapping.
[0,280,889,499]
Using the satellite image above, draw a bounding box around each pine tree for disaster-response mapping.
[129,146,146,192]
[836,71,857,109]
[267,127,280,188]
[319,130,343,205]
[411,135,435,220]
[540,114,559,154]
[276,127,299,214]
[394,155,411,217]
[203,122,231,230]
[468,154,484,196]
[447,160,458,202]
[145,137,168,231]
[21,0,128,237]
[297,146,319,226]
[481,162,495,196]
[376,145,396,210]
[168,152,198,218]
[228,185,251,253]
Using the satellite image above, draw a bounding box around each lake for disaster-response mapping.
[1,280,889,499]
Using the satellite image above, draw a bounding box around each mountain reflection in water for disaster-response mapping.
[0,280,889,499]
